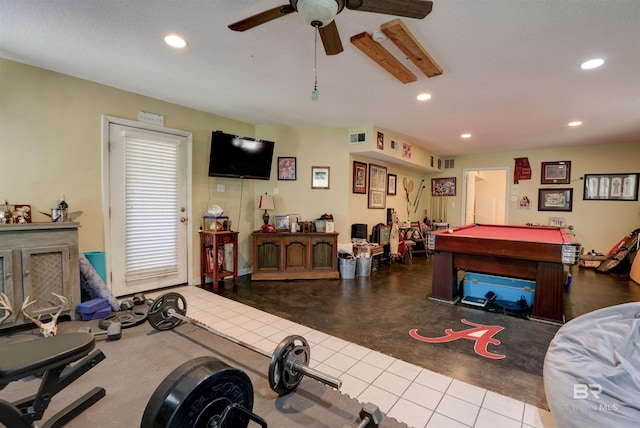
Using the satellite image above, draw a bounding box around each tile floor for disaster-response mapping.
[148,285,555,428]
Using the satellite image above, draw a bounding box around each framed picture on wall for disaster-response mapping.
[311,166,330,189]
[431,177,456,196]
[583,173,639,201]
[541,161,571,184]
[368,163,387,209]
[353,161,367,194]
[387,173,397,195]
[538,188,573,211]
[277,157,296,180]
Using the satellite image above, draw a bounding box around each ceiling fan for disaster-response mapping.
[228,0,433,55]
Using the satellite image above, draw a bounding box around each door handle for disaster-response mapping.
[180,217,187,223]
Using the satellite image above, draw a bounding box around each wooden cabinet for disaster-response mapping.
[199,230,238,287]
[251,232,339,280]
[0,223,81,331]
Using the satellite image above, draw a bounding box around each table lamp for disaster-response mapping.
[258,193,275,226]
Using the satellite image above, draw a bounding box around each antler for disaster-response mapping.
[48,292,67,324]
[21,295,44,327]
[0,292,12,325]
[21,293,68,337]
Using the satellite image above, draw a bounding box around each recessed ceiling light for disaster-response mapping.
[417,93,432,101]
[164,34,188,48]
[580,58,604,70]
[568,121,583,127]
[461,133,472,139]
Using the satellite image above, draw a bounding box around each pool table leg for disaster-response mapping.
[430,252,459,302]
[532,262,564,322]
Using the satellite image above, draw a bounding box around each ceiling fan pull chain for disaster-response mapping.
[312,24,319,101]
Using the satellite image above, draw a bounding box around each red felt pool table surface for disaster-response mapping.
[429,224,580,322]
[444,224,574,243]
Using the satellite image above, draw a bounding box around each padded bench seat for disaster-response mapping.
[0,332,105,428]
[0,332,96,385]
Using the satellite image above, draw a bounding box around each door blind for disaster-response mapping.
[123,135,180,281]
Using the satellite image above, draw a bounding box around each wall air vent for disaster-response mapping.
[444,158,455,169]
[349,132,367,144]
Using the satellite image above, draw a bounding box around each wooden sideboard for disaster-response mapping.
[251,232,339,280]
[0,222,81,330]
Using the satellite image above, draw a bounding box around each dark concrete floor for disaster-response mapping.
[205,258,640,411]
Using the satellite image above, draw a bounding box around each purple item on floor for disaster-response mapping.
[77,298,110,314]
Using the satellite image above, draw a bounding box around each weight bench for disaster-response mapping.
[0,332,106,428]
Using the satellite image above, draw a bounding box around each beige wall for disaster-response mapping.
[424,143,640,253]
[2,58,639,283]
[0,58,256,278]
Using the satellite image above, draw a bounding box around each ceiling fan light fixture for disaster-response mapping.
[371,30,387,43]
[295,0,339,27]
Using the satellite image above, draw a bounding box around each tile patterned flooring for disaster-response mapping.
[148,285,555,428]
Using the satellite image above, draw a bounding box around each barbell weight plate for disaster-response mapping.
[141,356,254,428]
[268,335,310,396]
[98,309,147,330]
[147,292,187,331]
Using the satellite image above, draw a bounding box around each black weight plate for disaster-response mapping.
[147,292,187,331]
[268,335,310,396]
[141,356,253,428]
[98,310,147,330]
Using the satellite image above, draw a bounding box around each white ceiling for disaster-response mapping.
[1,0,639,156]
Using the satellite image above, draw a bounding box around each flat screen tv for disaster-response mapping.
[208,131,275,180]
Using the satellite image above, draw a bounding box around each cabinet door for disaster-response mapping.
[283,236,308,272]
[21,245,70,318]
[310,236,337,271]
[0,250,17,326]
[254,236,281,273]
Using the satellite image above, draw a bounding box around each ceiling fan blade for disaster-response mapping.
[319,21,344,55]
[346,0,433,19]
[228,4,296,31]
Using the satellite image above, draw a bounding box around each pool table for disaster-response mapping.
[427,224,580,322]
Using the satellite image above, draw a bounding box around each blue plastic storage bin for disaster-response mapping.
[463,272,535,307]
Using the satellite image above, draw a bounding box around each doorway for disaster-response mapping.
[102,116,193,297]
[462,168,509,225]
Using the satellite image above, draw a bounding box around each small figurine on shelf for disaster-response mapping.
[1,200,13,224]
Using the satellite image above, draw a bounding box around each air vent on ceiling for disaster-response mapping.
[443,158,455,169]
[349,132,367,144]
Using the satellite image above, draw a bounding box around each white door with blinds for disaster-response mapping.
[108,123,189,296]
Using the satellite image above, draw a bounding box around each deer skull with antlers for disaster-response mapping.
[0,292,12,325]
[21,293,67,337]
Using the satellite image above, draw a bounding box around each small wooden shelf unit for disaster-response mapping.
[199,230,238,287]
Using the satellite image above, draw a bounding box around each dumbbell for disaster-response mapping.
[120,293,148,311]
[120,299,135,311]
[356,403,382,428]
[132,293,147,306]
[81,322,122,341]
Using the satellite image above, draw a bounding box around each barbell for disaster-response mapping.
[146,292,342,396]
[142,355,381,428]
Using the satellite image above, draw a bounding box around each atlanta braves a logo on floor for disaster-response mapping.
[409,319,505,359]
